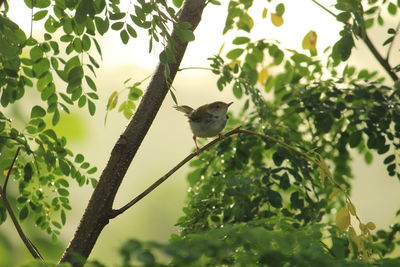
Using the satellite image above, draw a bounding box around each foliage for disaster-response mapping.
[116,223,400,266]
[0,0,191,240]
[1,0,400,266]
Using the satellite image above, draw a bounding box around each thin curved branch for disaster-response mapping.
[111,127,318,218]
[0,148,44,261]
[110,126,243,218]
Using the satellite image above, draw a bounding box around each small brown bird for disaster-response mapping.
[175,101,233,153]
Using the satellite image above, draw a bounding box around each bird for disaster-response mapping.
[175,101,233,153]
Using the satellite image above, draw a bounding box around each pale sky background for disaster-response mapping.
[2,0,400,265]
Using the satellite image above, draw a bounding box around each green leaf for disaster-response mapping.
[88,99,96,115]
[336,12,350,23]
[172,0,183,8]
[315,113,333,134]
[232,36,250,45]
[275,3,285,16]
[57,188,69,196]
[33,10,48,21]
[44,129,57,140]
[87,167,97,174]
[61,209,66,225]
[85,76,97,91]
[59,160,70,176]
[176,28,195,42]
[95,17,109,35]
[24,163,33,182]
[109,12,126,20]
[87,93,98,100]
[232,82,242,99]
[384,154,395,165]
[19,206,29,221]
[388,2,397,15]
[75,154,84,163]
[31,105,46,118]
[332,33,354,61]
[226,48,244,60]
[111,22,124,31]
[82,35,91,51]
[68,66,84,86]
[33,58,50,78]
[78,95,87,107]
[267,189,282,208]
[349,131,362,148]
[120,29,129,44]
[126,24,137,38]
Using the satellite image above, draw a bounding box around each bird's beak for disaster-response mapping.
[227,102,233,108]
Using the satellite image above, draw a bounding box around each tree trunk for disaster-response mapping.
[59,0,207,265]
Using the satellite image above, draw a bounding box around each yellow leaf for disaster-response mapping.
[366,221,376,230]
[336,206,350,230]
[258,67,269,84]
[359,223,367,234]
[286,48,298,54]
[218,43,225,56]
[271,13,284,27]
[347,202,356,216]
[302,30,317,52]
[262,8,268,18]
[107,91,118,110]
[328,188,341,199]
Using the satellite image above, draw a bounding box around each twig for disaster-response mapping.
[363,33,399,81]
[311,0,337,18]
[0,148,44,261]
[3,147,21,197]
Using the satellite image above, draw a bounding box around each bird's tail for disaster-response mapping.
[174,105,193,116]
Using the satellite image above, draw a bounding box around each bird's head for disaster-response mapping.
[207,101,233,115]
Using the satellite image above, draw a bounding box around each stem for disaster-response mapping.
[311,0,336,18]
[386,20,400,61]
[3,147,21,197]
[0,148,44,261]
[111,127,319,217]
[178,66,214,72]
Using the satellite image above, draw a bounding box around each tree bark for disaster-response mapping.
[59,0,207,265]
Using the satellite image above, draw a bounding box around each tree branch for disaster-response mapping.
[0,148,44,261]
[311,0,399,82]
[110,127,320,217]
[362,33,399,81]
[59,1,207,265]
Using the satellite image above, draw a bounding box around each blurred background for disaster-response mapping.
[1,0,399,266]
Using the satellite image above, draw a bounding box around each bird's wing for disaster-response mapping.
[174,105,194,116]
[189,104,210,122]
